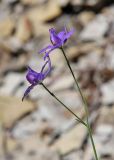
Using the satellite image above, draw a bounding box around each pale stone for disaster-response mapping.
[71,0,84,5]
[7,134,59,160]
[50,74,74,91]
[78,11,95,26]
[49,49,64,67]
[66,46,80,60]
[57,0,70,6]
[0,17,15,38]
[86,0,100,6]
[80,15,109,41]
[77,48,103,70]
[84,106,114,160]
[15,16,32,42]
[63,151,83,160]
[27,1,61,23]
[95,124,113,143]
[0,73,24,95]
[58,91,85,118]
[84,136,101,160]
[104,45,114,70]
[0,96,35,128]
[20,0,44,5]
[31,22,51,37]
[100,80,114,105]
[51,124,87,154]
[98,106,114,125]
[66,43,97,60]
[0,125,4,156]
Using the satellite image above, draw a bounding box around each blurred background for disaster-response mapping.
[0,0,114,160]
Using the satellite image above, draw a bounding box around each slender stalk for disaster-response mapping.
[41,83,87,127]
[61,47,99,160]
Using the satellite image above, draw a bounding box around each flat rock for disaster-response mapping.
[50,74,74,91]
[86,0,101,6]
[51,124,87,154]
[12,94,76,139]
[0,53,28,75]
[80,15,109,41]
[100,79,114,105]
[0,96,35,128]
[0,17,15,38]
[0,73,24,96]
[32,23,51,37]
[57,0,70,7]
[84,106,114,160]
[0,37,22,53]
[7,133,59,160]
[15,16,32,42]
[49,49,64,67]
[78,11,95,26]
[0,125,4,156]
[63,151,83,160]
[77,48,103,70]
[95,124,113,143]
[97,106,114,125]
[12,110,53,138]
[57,90,85,119]
[84,136,101,160]
[66,42,99,60]
[104,45,114,70]
[13,89,85,139]
[27,1,61,22]
[71,0,84,5]
[20,0,45,5]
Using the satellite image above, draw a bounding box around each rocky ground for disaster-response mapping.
[0,0,114,160]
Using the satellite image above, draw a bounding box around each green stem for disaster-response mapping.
[61,47,99,160]
[41,83,87,127]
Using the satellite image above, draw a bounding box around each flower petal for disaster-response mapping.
[62,28,74,44]
[57,31,66,40]
[39,45,53,54]
[44,43,61,60]
[26,67,38,84]
[22,84,36,101]
[49,28,61,45]
[43,56,52,78]
[65,28,74,39]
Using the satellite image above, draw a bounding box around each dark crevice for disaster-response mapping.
[8,108,36,131]
[62,0,114,15]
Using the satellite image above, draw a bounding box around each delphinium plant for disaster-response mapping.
[22,26,99,160]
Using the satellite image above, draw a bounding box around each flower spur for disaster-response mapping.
[22,56,51,101]
[39,27,74,59]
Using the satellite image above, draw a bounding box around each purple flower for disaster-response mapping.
[22,56,51,101]
[39,27,74,59]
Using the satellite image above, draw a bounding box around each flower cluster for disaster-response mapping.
[22,27,74,100]
[22,26,99,160]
